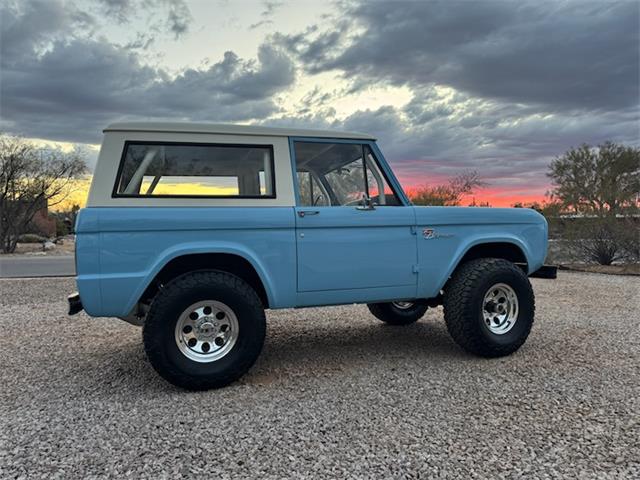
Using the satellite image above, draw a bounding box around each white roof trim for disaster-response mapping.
[104,122,376,140]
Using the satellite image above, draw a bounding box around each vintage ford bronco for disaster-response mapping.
[68,122,555,390]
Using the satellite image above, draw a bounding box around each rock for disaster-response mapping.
[43,241,56,251]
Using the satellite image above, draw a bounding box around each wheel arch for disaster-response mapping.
[457,241,528,268]
[125,244,275,314]
[442,238,532,291]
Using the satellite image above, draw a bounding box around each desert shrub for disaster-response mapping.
[17,233,47,243]
[565,217,637,265]
[56,217,69,237]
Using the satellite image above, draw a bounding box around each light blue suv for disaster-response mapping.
[68,122,556,390]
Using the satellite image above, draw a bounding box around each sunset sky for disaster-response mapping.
[1,0,639,207]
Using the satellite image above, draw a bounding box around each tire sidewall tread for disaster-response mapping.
[367,302,428,326]
[443,258,535,357]
[143,270,266,390]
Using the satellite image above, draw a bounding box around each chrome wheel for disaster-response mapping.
[482,283,519,335]
[392,301,414,310]
[174,300,239,363]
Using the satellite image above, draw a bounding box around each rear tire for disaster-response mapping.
[367,302,428,326]
[443,258,534,357]
[143,271,266,390]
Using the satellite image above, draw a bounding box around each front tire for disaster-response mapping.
[143,271,266,390]
[443,258,535,357]
[367,301,428,326]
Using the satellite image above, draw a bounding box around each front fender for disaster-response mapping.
[442,235,532,292]
[417,230,544,299]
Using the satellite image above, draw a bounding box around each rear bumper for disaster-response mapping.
[529,265,557,279]
[68,292,84,315]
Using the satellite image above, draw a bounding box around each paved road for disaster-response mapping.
[0,255,75,278]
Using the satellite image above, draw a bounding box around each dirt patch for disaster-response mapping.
[559,263,640,276]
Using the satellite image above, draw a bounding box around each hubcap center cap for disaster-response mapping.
[196,319,217,339]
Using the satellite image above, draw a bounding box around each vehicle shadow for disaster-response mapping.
[79,315,465,394]
[245,318,464,383]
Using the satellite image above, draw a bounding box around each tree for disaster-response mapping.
[547,142,640,265]
[0,134,86,253]
[410,170,486,206]
[548,142,639,216]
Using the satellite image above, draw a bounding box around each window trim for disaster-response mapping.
[289,137,407,207]
[112,140,277,199]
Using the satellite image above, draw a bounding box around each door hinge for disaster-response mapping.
[410,226,417,235]
[412,264,419,273]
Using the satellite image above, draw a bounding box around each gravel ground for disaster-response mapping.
[0,272,639,479]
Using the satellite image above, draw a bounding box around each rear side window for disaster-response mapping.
[114,142,275,198]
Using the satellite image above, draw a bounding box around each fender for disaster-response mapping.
[120,241,278,316]
[420,234,535,299]
[452,235,534,273]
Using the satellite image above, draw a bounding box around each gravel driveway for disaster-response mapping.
[1,272,638,479]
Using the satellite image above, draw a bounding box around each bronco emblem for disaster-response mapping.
[422,228,453,239]
[422,228,435,239]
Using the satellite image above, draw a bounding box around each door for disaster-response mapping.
[292,140,417,293]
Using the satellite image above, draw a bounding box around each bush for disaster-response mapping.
[56,217,69,237]
[17,233,47,244]
[565,217,638,265]
[618,218,640,262]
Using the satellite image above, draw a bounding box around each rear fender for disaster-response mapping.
[118,242,276,317]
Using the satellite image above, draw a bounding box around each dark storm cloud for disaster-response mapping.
[283,0,639,112]
[0,1,295,143]
[1,0,638,199]
[0,0,94,59]
[346,99,637,186]
[264,90,638,191]
[269,0,639,191]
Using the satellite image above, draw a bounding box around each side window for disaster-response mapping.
[293,141,400,206]
[114,142,275,197]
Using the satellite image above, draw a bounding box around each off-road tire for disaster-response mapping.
[443,258,535,357]
[367,302,428,326]
[143,271,266,390]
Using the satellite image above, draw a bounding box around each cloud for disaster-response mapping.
[266,0,639,197]
[250,0,284,29]
[98,0,133,20]
[0,0,94,62]
[97,0,192,38]
[1,16,296,143]
[1,0,637,204]
[164,0,192,38]
[280,1,639,113]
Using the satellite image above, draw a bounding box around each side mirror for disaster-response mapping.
[356,193,375,211]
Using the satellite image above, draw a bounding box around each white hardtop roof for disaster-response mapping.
[104,122,376,140]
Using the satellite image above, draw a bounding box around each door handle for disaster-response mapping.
[298,210,320,217]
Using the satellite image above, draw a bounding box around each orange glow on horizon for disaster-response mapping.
[51,175,549,211]
[398,176,549,208]
[459,191,547,208]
